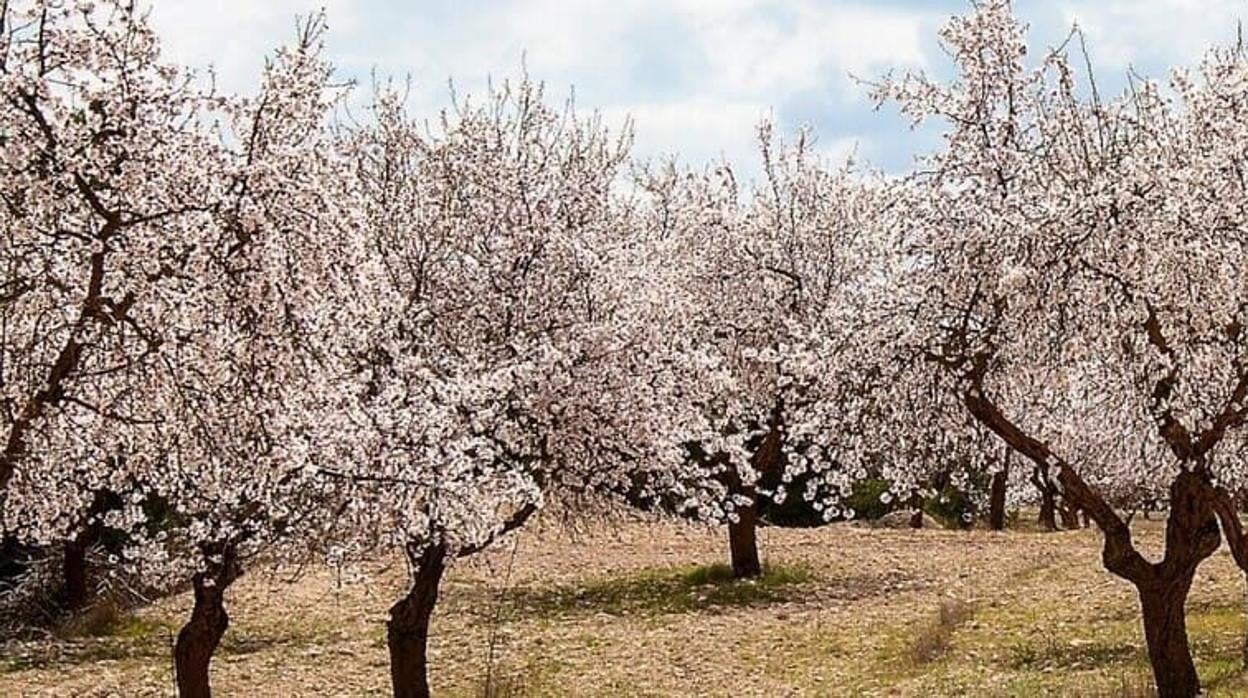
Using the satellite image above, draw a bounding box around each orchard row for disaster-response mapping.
[3,2,1247,697]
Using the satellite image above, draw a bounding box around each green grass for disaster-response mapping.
[1007,636,1139,671]
[503,562,818,618]
[0,598,342,675]
[877,595,1248,696]
[55,600,174,640]
[0,602,174,674]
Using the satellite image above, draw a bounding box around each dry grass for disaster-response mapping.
[1100,671,1157,698]
[909,598,975,664]
[2,516,1248,696]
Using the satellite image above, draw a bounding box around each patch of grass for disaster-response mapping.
[219,631,286,656]
[1008,636,1139,671]
[218,616,343,657]
[0,601,176,673]
[909,599,975,664]
[1,643,145,673]
[477,656,563,697]
[55,600,171,640]
[1090,671,1156,697]
[2,599,334,675]
[0,633,168,674]
[505,562,817,618]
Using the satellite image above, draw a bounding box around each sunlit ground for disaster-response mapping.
[3,516,1246,696]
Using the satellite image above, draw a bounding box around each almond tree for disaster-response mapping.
[0,0,216,517]
[0,0,234,613]
[331,79,713,698]
[0,4,352,695]
[875,3,1248,694]
[631,126,939,576]
[139,19,354,697]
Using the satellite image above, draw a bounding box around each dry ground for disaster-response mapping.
[4,516,1248,696]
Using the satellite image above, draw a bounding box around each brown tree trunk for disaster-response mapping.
[909,492,924,529]
[722,400,783,580]
[62,535,91,611]
[1037,492,1057,530]
[728,505,762,578]
[174,546,241,698]
[1126,470,1221,698]
[1031,467,1058,531]
[388,543,448,698]
[724,459,762,578]
[62,489,117,611]
[988,460,1009,531]
[1058,501,1081,530]
[962,387,1219,697]
[1138,575,1200,698]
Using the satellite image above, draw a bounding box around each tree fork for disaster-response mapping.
[964,386,1218,694]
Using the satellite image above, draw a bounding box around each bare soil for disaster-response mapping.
[4,516,1248,696]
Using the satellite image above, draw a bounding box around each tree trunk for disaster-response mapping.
[1058,501,1081,530]
[723,400,783,580]
[62,536,91,611]
[988,463,1008,531]
[909,492,924,529]
[1126,469,1222,698]
[724,459,762,578]
[174,546,240,698]
[1037,492,1057,530]
[1138,575,1200,698]
[62,490,117,611]
[1031,467,1058,531]
[728,506,762,578]
[961,386,1217,698]
[388,543,448,698]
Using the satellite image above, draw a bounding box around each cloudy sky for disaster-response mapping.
[150,0,1248,176]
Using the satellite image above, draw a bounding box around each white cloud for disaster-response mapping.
[146,0,929,171]
[1059,0,1246,71]
[425,0,932,101]
[688,2,929,100]
[602,100,769,167]
[139,0,1248,175]
[148,0,366,92]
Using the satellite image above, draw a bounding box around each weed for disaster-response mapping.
[909,599,974,664]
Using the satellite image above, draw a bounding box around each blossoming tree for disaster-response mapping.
[876,2,1248,694]
[331,79,716,698]
[629,124,950,575]
[0,4,353,695]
